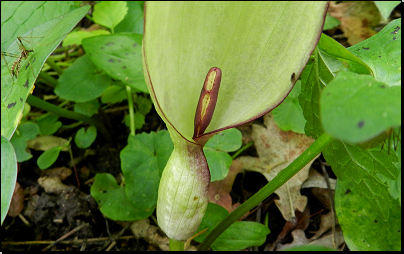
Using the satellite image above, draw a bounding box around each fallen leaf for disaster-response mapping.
[208,159,243,213]
[328,1,381,45]
[302,169,336,190]
[130,219,197,251]
[26,135,69,151]
[238,113,318,221]
[7,182,25,217]
[310,211,339,241]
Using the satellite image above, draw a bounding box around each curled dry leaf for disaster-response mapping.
[130,219,197,251]
[7,182,25,217]
[208,159,243,214]
[328,1,381,45]
[237,113,318,221]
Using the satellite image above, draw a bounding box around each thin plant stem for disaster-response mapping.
[126,86,136,136]
[231,141,253,159]
[27,95,111,141]
[169,238,184,251]
[197,132,334,251]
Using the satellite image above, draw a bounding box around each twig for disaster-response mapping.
[319,158,336,248]
[42,223,89,250]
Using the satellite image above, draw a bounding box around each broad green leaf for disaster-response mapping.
[194,203,270,251]
[101,84,127,104]
[115,1,144,34]
[83,34,148,93]
[204,148,232,182]
[74,99,100,117]
[36,114,62,135]
[1,5,91,140]
[205,128,242,152]
[321,72,401,144]
[56,54,112,102]
[143,2,327,141]
[90,173,150,221]
[349,18,401,87]
[204,128,242,181]
[1,2,79,51]
[334,178,401,251]
[93,1,128,32]
[120,131,173,216]
[10,122,40,162]
[323,13,340,30]
[272,81,306,134]
[374,1,401,20]
[1,136,17,225]
[75,126,97,149]
[323,140,399,220]
[299,32,374,139]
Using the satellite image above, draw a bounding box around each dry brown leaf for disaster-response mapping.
[302,169,336,190]
[328,1,381,45]
[130,219,197,251]
[26,135,69,151]
[208,159,243,213]
[277,229,309,250]
[7,182,25,217]
[310,211,339,241]
[238,113,317,221]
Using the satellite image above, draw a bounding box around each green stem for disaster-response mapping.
[46,57,64,75]
[38,71,58,87]
[231,141,253,159]
[27,95,111,141]
[169,238,184,251]
[197,132,334,251]
[126,86,136,136]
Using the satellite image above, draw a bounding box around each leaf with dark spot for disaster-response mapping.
[358,121,365,128]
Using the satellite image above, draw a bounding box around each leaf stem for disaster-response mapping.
[197,132,334,251]
[169,238,184,251]
[27,95,111,141]
[126,86,136,136]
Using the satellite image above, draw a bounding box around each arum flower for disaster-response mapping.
[142,2,327,241]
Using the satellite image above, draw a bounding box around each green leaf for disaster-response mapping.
[135,95,152,115]
[75,126,97,149]
[205,128,242,152]
[93,110,181,223]
[204,128,242,181]
[374,1,401,20]
[323,140,399,221]
[83,34,148,93]
[93,1,128,32]
[143,2,327,141]
[194,203,270,251]
[37,146,62,170]
[1,5,90,140]
[119,131,173,219]
[1,136,17,225]
[204,148,232,182]
[272,80,306,134]
[90,173,150,221]
[56,54,112,102]
[321,72,401,144]
[74,99,100,117]
[323,13,340,30]
[10,122,40,162]
[348,18,401,87]
[124,111,145,130]
[115,1,144,34]
[36,114,62,135]
[334,178,401,251]
[101,84,127,104]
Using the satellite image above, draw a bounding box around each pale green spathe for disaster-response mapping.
[143,2,328,141]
